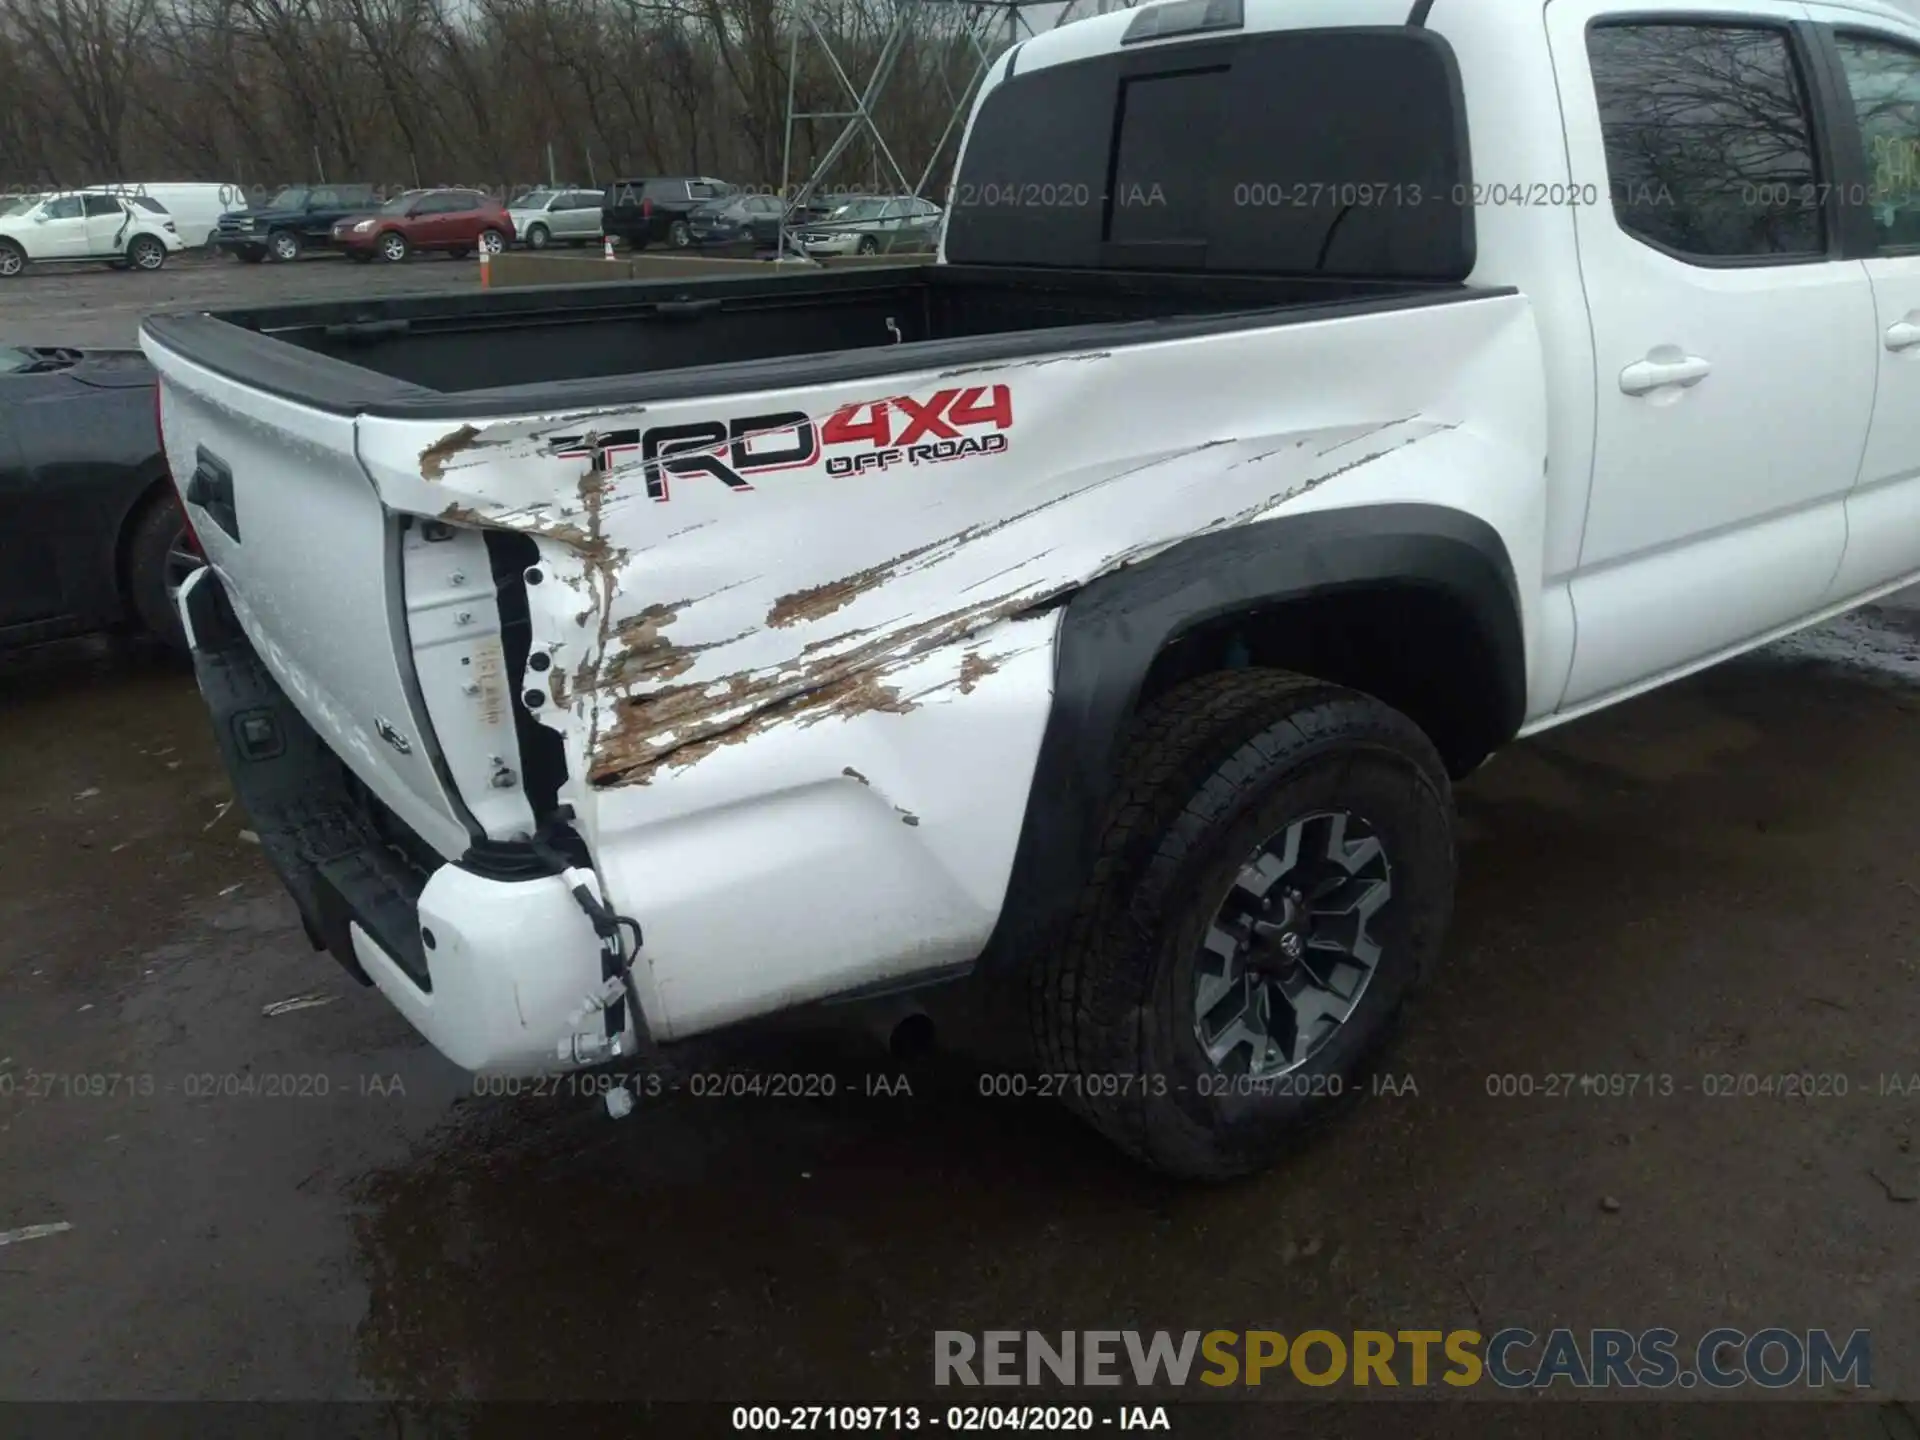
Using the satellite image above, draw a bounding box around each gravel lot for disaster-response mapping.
[3,263,1920,1430]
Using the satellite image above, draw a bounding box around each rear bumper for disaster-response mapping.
[179,566,621,1075]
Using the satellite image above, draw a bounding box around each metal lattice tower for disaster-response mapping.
[775,0,1066,224]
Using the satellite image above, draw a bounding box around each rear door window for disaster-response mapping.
[1832,31,1920,251]
[82,194,125,218]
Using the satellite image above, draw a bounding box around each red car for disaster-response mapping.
[332,188,515,263]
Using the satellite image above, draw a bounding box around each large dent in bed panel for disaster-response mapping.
[349,292,1544,798]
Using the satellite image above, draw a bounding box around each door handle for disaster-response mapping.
[1619,352,1713,396]
[1886,321,1920,352]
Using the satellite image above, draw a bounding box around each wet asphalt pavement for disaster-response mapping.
[3,264,1920,1427]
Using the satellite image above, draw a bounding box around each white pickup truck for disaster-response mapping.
[144,0,1920,1179]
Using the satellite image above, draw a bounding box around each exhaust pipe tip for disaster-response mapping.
[887,1010,936,1061]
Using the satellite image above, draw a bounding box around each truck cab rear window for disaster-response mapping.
[945,27,1474,280]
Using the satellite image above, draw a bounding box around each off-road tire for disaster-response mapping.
[125,493,192,650]
[1029,669,1455,1180]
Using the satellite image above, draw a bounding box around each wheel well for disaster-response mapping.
[1136,583,1516,778]
[113,477,175,617]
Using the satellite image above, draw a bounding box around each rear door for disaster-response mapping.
[556,191,595,237]
[441,191,486,247]
[82,194,129,254]
[1814,17,1920,597]
[1548,2,1877,708]
[410,192,456,246]
[304,187,346,240]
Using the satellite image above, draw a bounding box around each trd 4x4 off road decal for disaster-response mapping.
[818,384,1013,477]
[547,384,1012,501]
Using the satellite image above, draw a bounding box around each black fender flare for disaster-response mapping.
[978,502,1524,978]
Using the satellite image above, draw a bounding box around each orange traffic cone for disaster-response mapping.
[479,244,491,290]
[604,236,616,261]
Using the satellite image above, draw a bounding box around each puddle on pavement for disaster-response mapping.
[0,637,269,988]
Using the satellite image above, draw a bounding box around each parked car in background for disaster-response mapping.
[213,184,378,262]
[686,192,790,249]
[0,343,192,649]
[507,188,604,249]
[795,195,943,257]
[0,191,182,277]
[601,176,733,249]
[333,188,514,262]
[82,183,246,248]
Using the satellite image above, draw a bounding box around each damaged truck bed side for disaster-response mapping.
[143,0,1920,1179]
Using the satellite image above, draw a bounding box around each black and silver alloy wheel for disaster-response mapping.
[1194,811,1391,1077]
[1028,668,1455,1180]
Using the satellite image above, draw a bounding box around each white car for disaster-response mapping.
[82,183,247,248]
[796,195,943,256]
[506,188,606,249]
[146,0,1920,1181]
[0,191,183,277]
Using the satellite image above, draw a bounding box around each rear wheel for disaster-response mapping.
[0,241,24,278]
[526,223,550,250]
[267,229,301,263]
[378,230,409,263]
[125,492,199,651]
[129,234,167,271]
[1029,669,1455,1180]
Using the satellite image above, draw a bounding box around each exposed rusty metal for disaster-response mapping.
[956,650,999,695]
[419,425,482,482]
[471,414,1459,792]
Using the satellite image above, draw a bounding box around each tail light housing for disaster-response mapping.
[155,382,204,553]
[641,198,653,219]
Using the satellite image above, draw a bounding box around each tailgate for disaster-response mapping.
[147,341,477,861]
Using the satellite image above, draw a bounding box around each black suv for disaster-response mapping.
[213,184,379,262]
[601,177,733,250]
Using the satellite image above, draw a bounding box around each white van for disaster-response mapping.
[82,183,247,248]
